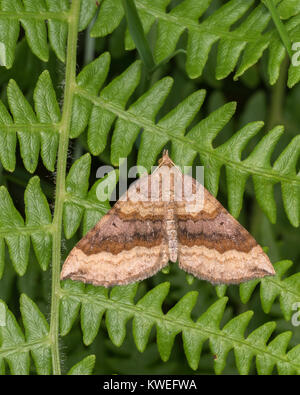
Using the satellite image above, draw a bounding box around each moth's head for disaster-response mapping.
[158,149,174,168]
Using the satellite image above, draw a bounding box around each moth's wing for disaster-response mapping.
[176,175,275,284]
[60,173,169,287]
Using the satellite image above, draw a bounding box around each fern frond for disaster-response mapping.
[0,176,52,276]
[71,53,300,226]
[59,281,300,374]
[240,260,300,320]
[89,0,300,86]
[0,294,51,375]
[0,0,104,66]
[0,0,70,65]
[215,259,300,320]
[0,70,60,173]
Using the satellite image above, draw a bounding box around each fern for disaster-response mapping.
[69,55,300,226]
[0,294,96,374]
[89,0,300,87]
[0,176,52,276]
[278,0,300,20]
[0,294,51,374]
[0,0,299,376]
[1,280,299,374]
[58,280,300,374]
[215,260,300,319]
[0,0,98,66]
[0,0,67,65]
[0,70,60,173]
[240,260,300,320]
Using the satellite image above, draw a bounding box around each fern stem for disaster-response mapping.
[49,0,80,375]
[268,55,289,129]
[83,15,96,65]
[262,0,293,59]
[122,0,156,71]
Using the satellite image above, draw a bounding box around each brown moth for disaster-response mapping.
[60,151,275,287]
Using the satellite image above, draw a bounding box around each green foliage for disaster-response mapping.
[90,0,300,87]
[59,280,300,374]
[0,294,96,375]
[0,0,299,376]
[0,0,67,65]
[70,54,300,226]
[0,294,51,374]
[278,0,300,20]
[240,260,300,320]
[0,177,52,276]
[0,70,60,173]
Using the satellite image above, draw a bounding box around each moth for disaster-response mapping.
[60,151,275,287]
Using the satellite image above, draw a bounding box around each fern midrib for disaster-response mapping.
[135,0,272,43]
[0,224,52,237]
[0,11,68,21]
[60,289,300,371]
[0,337,50,358]
[64,194,109,212]
[74,87,300,187]
[49,0,80,376]
[0,124,59,132]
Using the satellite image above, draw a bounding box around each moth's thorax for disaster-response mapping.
[163,169,178,262]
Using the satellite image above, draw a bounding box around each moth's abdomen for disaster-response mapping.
[165,205,178,262]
